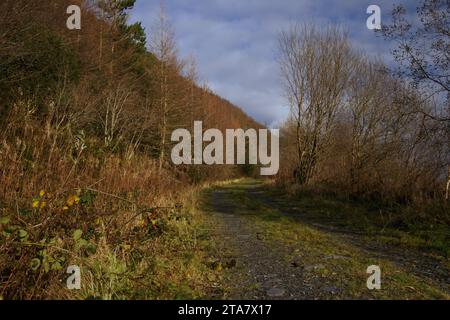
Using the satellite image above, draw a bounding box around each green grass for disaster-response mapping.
[65,196,224,300]
[262,185,450,258]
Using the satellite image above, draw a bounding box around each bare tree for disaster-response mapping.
[345,57,391,192]
[381,0,450,199]
[149,2,180,170]
[278,24,352,184]
[184,55,200,129]
[97,83,132,148]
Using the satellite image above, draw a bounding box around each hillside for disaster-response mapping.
[0,0,261,299]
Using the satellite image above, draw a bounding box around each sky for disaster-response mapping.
[130,0,419,127]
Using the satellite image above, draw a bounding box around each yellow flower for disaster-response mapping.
[32,199,46,209]
[67,195,80,207]
[39,190,45,197]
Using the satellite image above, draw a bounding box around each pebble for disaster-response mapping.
[266,287,285,297]
[322,285,339,295]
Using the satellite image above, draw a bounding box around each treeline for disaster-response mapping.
[0,0,260,299]
[277,1,449,207]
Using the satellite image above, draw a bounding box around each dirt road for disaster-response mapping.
[201,179,450,300]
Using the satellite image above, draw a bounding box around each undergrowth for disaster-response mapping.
[0,103,221,299]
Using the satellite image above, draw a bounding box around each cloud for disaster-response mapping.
[130,0,419,126]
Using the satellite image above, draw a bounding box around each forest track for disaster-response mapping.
[201,179,450,300]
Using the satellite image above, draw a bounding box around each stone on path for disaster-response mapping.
[322,285,339,295]
[266,287,285,297]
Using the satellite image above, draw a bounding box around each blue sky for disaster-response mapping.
[130,0,419,127]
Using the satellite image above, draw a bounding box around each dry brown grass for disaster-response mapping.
[0,101,217,299]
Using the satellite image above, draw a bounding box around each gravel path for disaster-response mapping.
[202,180,450,299]
[205,188,335,299]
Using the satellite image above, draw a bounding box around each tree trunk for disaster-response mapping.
[158,63,167,171]
[446,166,450,201]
